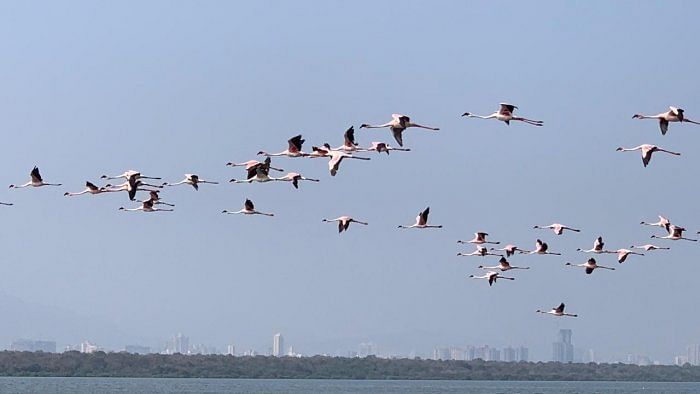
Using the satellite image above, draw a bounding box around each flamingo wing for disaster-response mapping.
[499,103,517,115]
[288,135,304,153]
[30,166,42,183]
[659,119,669,135]
[391,127,404,147]
[344,126,357,147]
[244,199,255,211]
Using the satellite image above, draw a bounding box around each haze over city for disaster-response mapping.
[1,1,699,365]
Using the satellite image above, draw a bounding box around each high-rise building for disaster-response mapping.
[552,329,574,363]
[10,339,56,353]
[167,333,190,354]
[687,344,700,366]
[226,344,236,356]
[273,333,284,357]
[675,355,689,366]
[516,346,529,362]
[432,347,450,360]
[503,346,517,362]
[487,347,501,362]
[80,341,99,354]
[358,342,376,358]
[450,347,465,361]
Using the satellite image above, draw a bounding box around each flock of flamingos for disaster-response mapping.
[3,103,699,319]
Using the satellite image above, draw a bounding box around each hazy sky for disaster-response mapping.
[0,1,699,361]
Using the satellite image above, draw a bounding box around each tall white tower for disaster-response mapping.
[273,333,284,357]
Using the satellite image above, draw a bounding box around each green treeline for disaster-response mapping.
[0,351,698,381]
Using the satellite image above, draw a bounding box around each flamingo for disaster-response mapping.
[651,225,697,242]
[468,271,515,286]
[616,144,680,167]
[119,198,173,213]
[630,244,670,251]
[462,103,543,126]
[226,159,284,172]
[632,106,700,135]
[307,144,333,158]
[360,114,439,147]
[105,176,162,201]
[322,216,368,233]
[258,135,309,157]
[640,215,671,232]
[537,303,578,317]
[479,257,530,272]
[0,202,12,206]
[137,190,175,207]
[327,150,370,176]
[9,167,62,189]
[222,199,274,217]
[230,166,276,184]
[458,246,503,257]
[274,172,320,189]
[457,232,500,245]
[577,236,613,254]
[612,248,644,264]
[565,258,615,274]
[398,207,443,229]
[101,170,161,181]
[530,239,561,255]
[64,181,119,196]
[365,142,411,155]
[533,223,581,235]
[335,126,364,153]
[163,174,218,190]
[490,244,530,257]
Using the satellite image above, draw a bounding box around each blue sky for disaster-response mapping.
[0,1,698,361]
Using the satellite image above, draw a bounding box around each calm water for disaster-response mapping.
[0,378,698,394]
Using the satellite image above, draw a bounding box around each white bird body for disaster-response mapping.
[64,181,119,196]
[491,244,530,257]
[640,215,671,232]
[258,135,308,158]
[613,248,644,264]
[100,170,161,181]
[458,246,503,257]
[534,223,580,235]
[530,239,561,255]
[479,257,529,272]
[616,144,680,167]
[468,271,515,286]
[462,103,543,126]
[10,167,62,189]
[222,199,274,217]
[322,216,368,233]
[633,106,700,135]
[226,160,284,172]
[651,225,697,242]
[119,198,173,213]
[274,172,320,189]
[365,141,411,155]
[398,207,443,229]
[458,232,500,245]
[631,244,670,251]
[577,236,613,254]
[565,258,615,274]
[327,150,370,176]
[360,114,439,147]
[163,174,218,190]
[537,303,578,317]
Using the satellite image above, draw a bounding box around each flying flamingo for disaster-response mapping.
[360,114,439,147]
[468,271,515,286]
[163,174,218,190]
[616,144,680,167]
[630,244,670,251]
[101,170,161,181]
[222,199,274,217]
[565,258,615,274]
[458,246,503,257]
[577,236,613,254]
[632,106,700,135]
[327,150,370,176]
[307,144,333,158]
[398,207,443,229]
[322,216,368,233]
[640,215,671,232]
[365,142,411,155]
[64,181,119,196]
[0,202,12,206]
[10,167,62,189]
[105,176,162,201]
[533,223,581,235]
[457,232,500,245]
[479,257,530,272]
[612,248,644,264]
[335,126,364,153]
[258,135,309,157]
[226,159,284,172]
[137,190,174,207]
[651,225,697,242]
[274,172,320,189]
[490,244,530,257]
[119,199,173,213]
[230,166,276,184]
[462,103,543,126]
[530,239,561,255]
[536,303,578,317]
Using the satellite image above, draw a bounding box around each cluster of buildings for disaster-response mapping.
[432,345,529,362]
[675,344,700,366]
[551,329,596,364]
